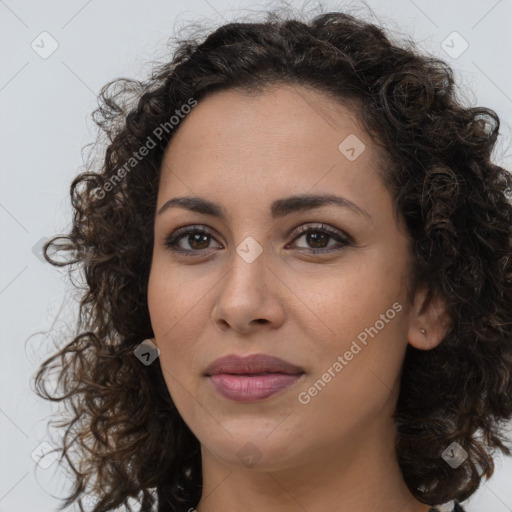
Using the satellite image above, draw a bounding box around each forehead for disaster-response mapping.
[163,83,370,158]
[157,84,388,218]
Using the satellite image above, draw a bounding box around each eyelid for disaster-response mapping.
[163,224,223,249]
[162,222,352,255]
[288,223,352,245]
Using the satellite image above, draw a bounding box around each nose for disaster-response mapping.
[211,248,286,335]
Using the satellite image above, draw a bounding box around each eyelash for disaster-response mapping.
[163,223,351,257]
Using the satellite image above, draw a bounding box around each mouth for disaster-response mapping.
[204,353,305,402]
[204,353,305,376]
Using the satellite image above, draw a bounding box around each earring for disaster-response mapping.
[420,328,431,345]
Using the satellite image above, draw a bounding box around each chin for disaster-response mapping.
[200,431,301,472]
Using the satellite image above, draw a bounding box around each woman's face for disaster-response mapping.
[147,84,440,472]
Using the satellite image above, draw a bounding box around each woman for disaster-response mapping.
[34,6,512,512]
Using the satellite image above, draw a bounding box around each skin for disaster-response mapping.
[147,84,452,512]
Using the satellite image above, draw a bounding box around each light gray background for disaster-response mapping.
[1,0,511,511]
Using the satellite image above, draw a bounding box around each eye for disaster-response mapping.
[288,223,351,253]
[163,225,222,256]
[163,223,351,256]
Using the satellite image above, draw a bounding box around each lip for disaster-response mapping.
[205,353,305,376]
[205,353,305,403]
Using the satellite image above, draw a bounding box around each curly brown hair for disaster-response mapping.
[33,5,512,512]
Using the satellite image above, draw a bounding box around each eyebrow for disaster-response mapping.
[157,193,371,221]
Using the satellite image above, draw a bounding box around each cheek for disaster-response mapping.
[289,254,410,409]
[147,258,214,374]
[291,272,408,440]
[147,263,206,418]
[291,254,407,341]
[148,258,199,336]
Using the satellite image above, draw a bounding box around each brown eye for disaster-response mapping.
[289,224,351,253]
[164,226,222,255]
[163,223,351,257]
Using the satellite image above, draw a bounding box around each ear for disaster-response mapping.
[407,284,452,350]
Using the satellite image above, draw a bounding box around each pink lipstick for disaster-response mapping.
[204,353,305,402]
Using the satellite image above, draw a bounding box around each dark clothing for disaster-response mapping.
[430,502,466,512]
